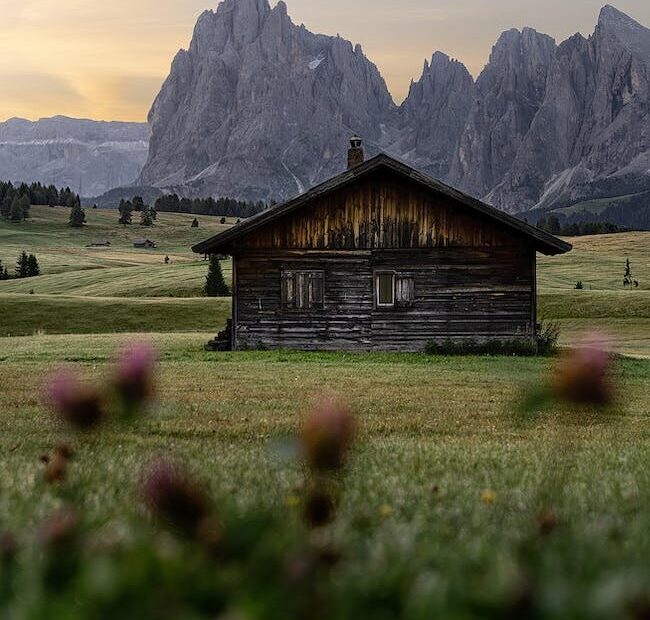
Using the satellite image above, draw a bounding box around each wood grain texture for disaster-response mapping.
[237,174,523,252]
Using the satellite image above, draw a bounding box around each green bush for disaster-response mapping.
[424,337,538,357]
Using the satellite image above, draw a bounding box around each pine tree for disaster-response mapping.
[26,254,40,277]
[69,200,86,228]
[19,195,30,220]
[118,199,133,226]
[204,256,230,297]
[624,258,633,287]
[16,252,29,278]
[0,194,11,219]
[0,260,6,280]
[191,218,199,228]
[140,205,154,227]
[9,197,23,222]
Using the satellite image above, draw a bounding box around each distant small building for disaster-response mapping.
[87,240,111,248]
[133,239,157,249]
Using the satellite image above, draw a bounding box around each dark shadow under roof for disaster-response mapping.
[192,154,573,256]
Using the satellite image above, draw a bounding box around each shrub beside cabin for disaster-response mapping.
[193,139,571,352]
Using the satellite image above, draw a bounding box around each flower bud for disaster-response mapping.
[300,398,355,472]
[45,371,104,430]
[141,459,211,538]
[552,334,613,406]
[114,342,157,410]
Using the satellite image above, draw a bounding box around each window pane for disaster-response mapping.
[378,273,394,305]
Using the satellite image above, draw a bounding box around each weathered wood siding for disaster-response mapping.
[234,251,373,351]
[237,173,518,251]
[234,246,535,352]
[231,172,537,352]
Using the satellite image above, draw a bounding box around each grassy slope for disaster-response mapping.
[0,205,233,297]
[1,335,649,613]
[538,232,650,356]
[0,294,230,337]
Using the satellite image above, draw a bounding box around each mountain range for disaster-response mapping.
[0,116,149,198]
[1,1,648,217]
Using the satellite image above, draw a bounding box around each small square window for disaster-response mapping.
[282,270,324,310]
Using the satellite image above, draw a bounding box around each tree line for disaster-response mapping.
[0,252,40,280]
[154,195,268,218]
[1,181,82,223]
[535,216,629,236]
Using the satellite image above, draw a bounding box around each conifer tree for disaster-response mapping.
[26,254,40,277]
[16,252,29,278]
[118,199,133,226]
[69,200,86,228]
[10,197,23,222]
[140,206,154,227]
[204,256,230,297]
[19,195,30,220]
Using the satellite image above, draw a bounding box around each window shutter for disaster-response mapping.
[309,272,324,308]
[396,275,415,307]
[281,271,296,308]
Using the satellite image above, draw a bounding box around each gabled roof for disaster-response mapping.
[192,154,572,256]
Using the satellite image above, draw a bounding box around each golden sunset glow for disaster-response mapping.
[1,0,648,122]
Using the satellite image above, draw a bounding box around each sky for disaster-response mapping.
[0,0,648,123]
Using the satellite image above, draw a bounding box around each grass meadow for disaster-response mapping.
[1,207,649,617]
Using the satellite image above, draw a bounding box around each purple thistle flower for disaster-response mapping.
[141,459,211,538]
[300,397,356,472]
[114,341,157,409]
[553,333,614,406]
[44,371,104,430]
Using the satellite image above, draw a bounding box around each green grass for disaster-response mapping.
[537,232,649,291]
[1,335,650,616]
[0,294,230,336]
[2,208,650,615]
[0,261,231,297]
[0,205,232,297]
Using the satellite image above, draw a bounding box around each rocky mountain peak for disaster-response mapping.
[139,0,649,216]
[599,5,640,28]
[597,4,650,60]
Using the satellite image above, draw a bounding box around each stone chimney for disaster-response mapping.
[347,136,364,169]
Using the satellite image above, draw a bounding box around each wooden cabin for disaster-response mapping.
[193,139,571,352]
[133,238,157,249]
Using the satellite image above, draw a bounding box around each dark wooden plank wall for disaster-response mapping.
[234,247,535,352]
[238,174,518,251]
[235,251,374,351]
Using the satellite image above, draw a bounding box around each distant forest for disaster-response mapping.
[0,181,81,222]
[535,216,630,236]
[154,194,268,219]
[0,181,81,210]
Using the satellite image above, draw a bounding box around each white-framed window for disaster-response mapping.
[281,270,324,310]
[375,271,395,307]
[375,271,415,308]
